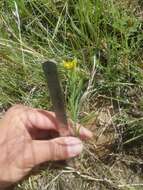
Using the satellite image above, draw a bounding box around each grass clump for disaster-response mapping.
[0,0,143,189]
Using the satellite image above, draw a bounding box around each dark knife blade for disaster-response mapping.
[42,61,68,128]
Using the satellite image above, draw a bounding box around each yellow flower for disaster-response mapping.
[63,58,77,70]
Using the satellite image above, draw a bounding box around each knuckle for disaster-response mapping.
[6,104,27,118]
[8,104,23,112]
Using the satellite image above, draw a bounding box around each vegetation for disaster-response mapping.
[0,0,143,189]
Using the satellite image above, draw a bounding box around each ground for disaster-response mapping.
[0,0,143,189]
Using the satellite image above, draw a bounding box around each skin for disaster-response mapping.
[0,105,92,188]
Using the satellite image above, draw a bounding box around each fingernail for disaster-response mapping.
[81,128,93,139]
[66,138,83,157]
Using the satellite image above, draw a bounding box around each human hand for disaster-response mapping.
[0,105,92,188]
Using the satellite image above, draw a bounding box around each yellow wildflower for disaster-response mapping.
[63,58,77,70]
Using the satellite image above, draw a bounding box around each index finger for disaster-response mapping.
[13,105,93,139]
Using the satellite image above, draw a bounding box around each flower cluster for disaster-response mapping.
[63,58,77,70]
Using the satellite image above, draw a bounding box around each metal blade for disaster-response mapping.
[42,61,68,128]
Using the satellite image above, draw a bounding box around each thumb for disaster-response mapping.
[31,137,83,165]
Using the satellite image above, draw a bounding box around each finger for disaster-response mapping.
[20,107,92,139]
[8,105,92,139]
[11,106,59,131]
[70,122,93,139]
[24,109,93,140]
[30,137,83,165]
[58,121,93,140]
[6,105,58,131]
[29,109,93,139]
